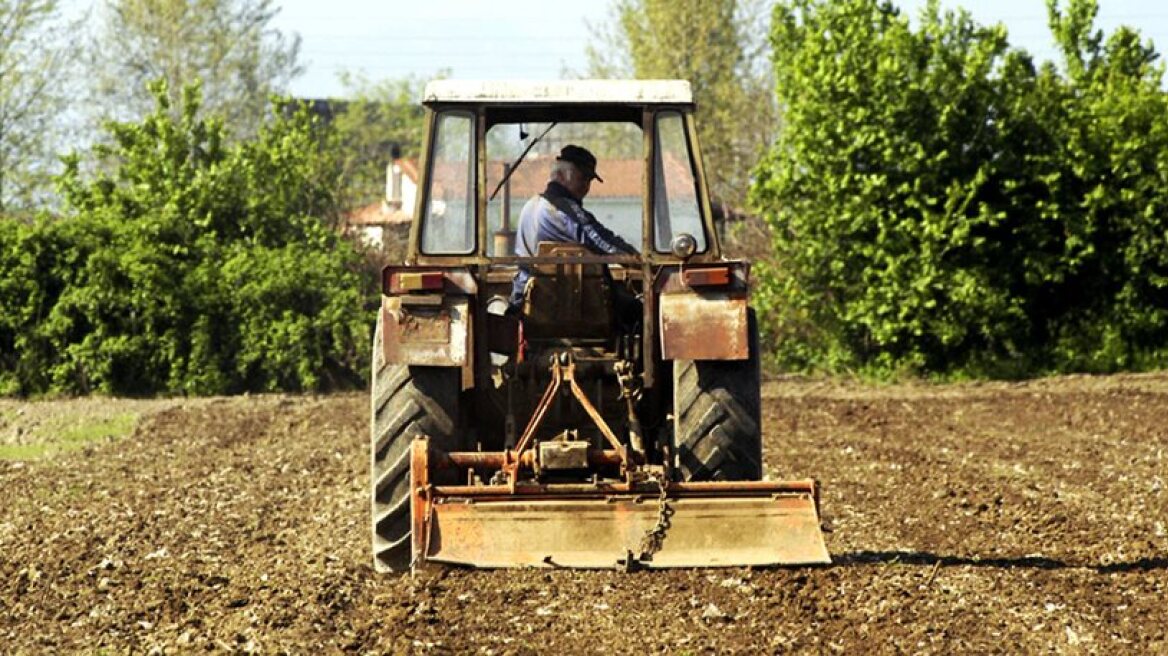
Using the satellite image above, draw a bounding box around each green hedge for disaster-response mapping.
[0,82,372,396]
[751,0,1168,377]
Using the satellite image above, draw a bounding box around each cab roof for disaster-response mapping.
[422,79,693,105]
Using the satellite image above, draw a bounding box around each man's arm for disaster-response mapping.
[572,210,638,255]
[546,199,637,255]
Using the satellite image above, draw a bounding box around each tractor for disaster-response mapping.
[371,80,828,571]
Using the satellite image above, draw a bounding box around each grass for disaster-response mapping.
[61,413,136,444]
[0,443,54,460]
[0,412,138,461]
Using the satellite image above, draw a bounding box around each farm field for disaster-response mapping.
[2,375,1166,653]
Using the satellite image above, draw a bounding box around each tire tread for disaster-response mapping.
[673,310,762,482]
[370,313,460,572]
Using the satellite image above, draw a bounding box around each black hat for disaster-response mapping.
[556,144,603,183]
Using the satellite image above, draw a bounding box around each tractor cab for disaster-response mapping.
[412,79,716,266]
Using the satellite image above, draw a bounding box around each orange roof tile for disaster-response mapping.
[485,156,644,199]
[344,202,412,226]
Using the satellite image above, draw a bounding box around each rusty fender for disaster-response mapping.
[655,263,750,361]
[659,291,749,361]
[380,294,470,367]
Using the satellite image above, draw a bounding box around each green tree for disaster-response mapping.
[1041,0,1168,370]
[587,0,775,206]
[0,217,68,393]
[750,0,1168,377]
[753,0,1016,373]
[0,81,370,396]
[330,72,429,210]
[0,0,76,214]
[86,0,301,138]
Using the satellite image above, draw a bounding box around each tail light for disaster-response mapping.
[682,265,732,288]
[387,270,445,294]
[381,267,478,296]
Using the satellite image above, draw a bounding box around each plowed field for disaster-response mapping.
[2,375,1166,654]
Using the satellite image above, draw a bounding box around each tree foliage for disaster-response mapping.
[587,0,775,205]
[0,82,371,396]
[750,0,1168,377]
[0,0,76,213]
[330,72,429,210]
[86,0,301,138]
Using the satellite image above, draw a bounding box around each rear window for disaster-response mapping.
[653,112,707,254]
[485,121,644,256]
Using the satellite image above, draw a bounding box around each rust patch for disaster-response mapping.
[381,296,469,366]
[659,292,748,361]
[410,436,431,569]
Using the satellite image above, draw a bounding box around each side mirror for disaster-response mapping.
[670,233,697,260]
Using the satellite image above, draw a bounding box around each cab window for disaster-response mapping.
[421,111,475,254]
[653,112,707,253]
[485,121,644,256]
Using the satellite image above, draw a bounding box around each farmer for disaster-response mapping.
[508,145,639,314]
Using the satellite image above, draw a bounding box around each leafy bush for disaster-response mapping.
[1,82,372,395]
[751,0,1168,377]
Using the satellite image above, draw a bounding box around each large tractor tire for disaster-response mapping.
[672,310,762,482]
[370,312,460,572]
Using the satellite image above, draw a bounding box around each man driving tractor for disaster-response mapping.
[508,145,639,311]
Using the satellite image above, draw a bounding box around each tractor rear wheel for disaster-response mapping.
[672,309,762,482]
[370,311,461,572]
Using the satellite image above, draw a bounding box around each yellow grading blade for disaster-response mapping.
[414,487,830,569]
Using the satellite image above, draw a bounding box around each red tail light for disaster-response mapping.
[388,271,445,294]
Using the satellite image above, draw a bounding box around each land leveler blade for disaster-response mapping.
[408,437,831,570]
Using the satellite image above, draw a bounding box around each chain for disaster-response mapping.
[614,360,642,401]
[637,474,674,561]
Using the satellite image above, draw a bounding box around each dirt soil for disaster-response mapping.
[2,375,1166,654]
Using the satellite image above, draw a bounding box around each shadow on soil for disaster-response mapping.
[836,551,1168,573]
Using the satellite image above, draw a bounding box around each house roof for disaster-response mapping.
[423,80,692,105]
[347,155,662,228]
[345,202,412,227]
[487,156,643,199]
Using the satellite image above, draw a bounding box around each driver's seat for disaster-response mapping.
[521,242,613,340]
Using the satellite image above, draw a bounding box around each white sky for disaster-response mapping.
[269,0,603,97]
[270,0,1167,98]
[68,1,1168,99]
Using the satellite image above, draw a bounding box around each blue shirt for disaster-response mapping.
[509,181,637,306]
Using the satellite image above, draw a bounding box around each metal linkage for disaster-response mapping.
[504,353,630,489]
[614,360,645,457]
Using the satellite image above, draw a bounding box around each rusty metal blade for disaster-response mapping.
[420,491,830,569]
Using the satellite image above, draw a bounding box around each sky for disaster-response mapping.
[269,0,1168,99]
[269,0,602,97]
[69,1,1168,99]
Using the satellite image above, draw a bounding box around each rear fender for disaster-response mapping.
[380,295,470,367]
[656,262,750,361]
[379,266,476,386]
